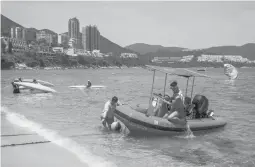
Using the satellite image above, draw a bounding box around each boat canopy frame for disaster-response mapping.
[145,65,211,106]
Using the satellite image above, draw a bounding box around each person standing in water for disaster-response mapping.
[100,96,122,130]
[11,82,20,94]
[86,80,92,88]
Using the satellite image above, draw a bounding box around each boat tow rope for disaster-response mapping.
[1,133,36,137]
[1,133,105,147]
[1,140,51,147]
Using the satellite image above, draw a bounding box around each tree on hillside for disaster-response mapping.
[30,41,37,46]
[38,38,48,47]
[39,59,45,67]
[77,55,90,65]
[1,42,6,53]
[61,55,70,66]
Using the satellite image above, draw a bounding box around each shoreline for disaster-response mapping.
[2,65,146,70]
[1,116,89,167]
[2,65,254,71]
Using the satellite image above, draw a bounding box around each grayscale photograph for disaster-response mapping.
[1,1,255,167]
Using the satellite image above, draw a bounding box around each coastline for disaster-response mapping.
[1,117,88,167]
[2,65,145,70]
[2,65,254,71]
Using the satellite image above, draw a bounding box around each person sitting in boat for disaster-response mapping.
[100,96,122,130]
[152,81,185,118]
[11,82,20,94]
[18,77,22,82]
[86,80,92,88]
[162,81,187,125]
[163,95,187,126]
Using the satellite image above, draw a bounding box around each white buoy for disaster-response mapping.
[111,121,121,131]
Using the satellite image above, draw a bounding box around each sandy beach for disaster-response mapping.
[1,118,88,167]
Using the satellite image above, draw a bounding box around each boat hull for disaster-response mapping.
[114,105,227,136]
[15,79,54,87]
[14,82,56,93]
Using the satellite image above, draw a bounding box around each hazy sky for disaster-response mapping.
[2,1,255,49]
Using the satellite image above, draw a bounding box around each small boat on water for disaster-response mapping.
[197,68,206,72]
[11,78,56,94]
[114,66,227,136]
[14,78,54,87]
[115,105,226,136]
[13,82,56,93]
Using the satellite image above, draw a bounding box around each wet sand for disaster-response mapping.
[1,119,88,167]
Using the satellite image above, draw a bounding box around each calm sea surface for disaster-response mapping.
[1,67,255,167]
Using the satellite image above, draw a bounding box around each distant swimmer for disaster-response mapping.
[33,79,38,84]
[86,80,92,88]
[100,96,122,131]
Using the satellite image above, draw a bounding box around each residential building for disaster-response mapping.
[58,32,69,46]
[197,54,249,63]
[151,56,182,63]
[22,28,36,42]
[68,17,80,48]
[10,27,16,38]
[82,25,100,51]
[82,27,86,50]
[36,30,57,45]
[180,55,194,62]
[120,53,138,58]
[10,27,23,39]
[15,27,23,39]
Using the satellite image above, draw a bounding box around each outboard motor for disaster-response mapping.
[192,94,209,118]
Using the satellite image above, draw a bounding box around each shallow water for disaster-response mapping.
[1,68,255,167]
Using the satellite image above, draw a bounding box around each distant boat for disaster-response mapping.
[197,68,206,72]
[224,64,238,80]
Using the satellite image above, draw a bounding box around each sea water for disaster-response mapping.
[1,68,255,167]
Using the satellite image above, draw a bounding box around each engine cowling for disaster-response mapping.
[192,94,209,118]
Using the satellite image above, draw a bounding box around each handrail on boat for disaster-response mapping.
[145,65,211,78]
[145,65,212,116]
[152,93,172,105]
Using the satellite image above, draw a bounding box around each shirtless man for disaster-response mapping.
[163,81,187,126]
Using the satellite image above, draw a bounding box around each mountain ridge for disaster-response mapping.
[2,14,254,60]
[126,42,255,60]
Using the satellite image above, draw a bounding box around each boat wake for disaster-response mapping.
[1,106,117,167]
[184,124,195,139]
[174,124,195,139]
